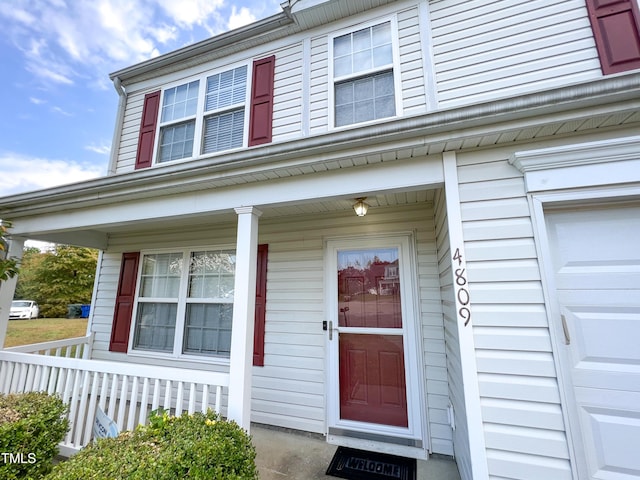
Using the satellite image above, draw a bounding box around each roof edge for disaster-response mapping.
[109,11,294,83]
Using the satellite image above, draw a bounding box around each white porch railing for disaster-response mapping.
[0,339,230,457]
[4,334,93,359]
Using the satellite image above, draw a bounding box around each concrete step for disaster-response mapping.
[251,424,461,480]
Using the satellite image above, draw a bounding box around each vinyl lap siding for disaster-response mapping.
[398,7,427,116]
[456,151,572,479]
[90,253,122,350]
[309,35,329,135]
[416,202,452,455]
[251,238,326,433]
[434,188,471,474]
[430,0,602,108]
[115,90,146,173]
[272,43,304,142]
[255,206,450,444]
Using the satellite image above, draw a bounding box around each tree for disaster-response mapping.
[0,221,20,284]
[13,247,45,300]
[14,245,98,317]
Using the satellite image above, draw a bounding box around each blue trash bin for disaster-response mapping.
[80,305,91,318]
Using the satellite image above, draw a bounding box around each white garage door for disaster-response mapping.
[546,204,640,480]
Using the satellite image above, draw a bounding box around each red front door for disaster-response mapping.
[337,248,409,428]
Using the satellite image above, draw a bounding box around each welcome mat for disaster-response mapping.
[326,446,416,480]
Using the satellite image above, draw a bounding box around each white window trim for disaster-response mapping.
[327,14,403,130]
[151,61,253,167]
[127,245,236,366]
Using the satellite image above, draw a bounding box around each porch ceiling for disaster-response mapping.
[13,187,436,248]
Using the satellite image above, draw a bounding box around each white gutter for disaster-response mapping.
[107,77,126,175]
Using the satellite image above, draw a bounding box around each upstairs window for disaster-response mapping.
[156,65,248,165]
[134,57,275,170]
[203,66,247,154]
[158,81,199,163]
[331,20,398,127]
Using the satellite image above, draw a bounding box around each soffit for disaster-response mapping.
[93,188,436,237]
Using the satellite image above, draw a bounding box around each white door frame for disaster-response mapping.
[530,188,640,480]
[324,233,427,457]
[512,135,640,480]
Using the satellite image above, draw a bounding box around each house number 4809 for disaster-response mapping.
[453,248,471,326]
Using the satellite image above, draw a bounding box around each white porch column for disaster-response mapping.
[0,237,26,349]
[227,206,262,432]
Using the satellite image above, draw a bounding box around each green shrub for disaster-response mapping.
[47,410,258,480]
[0,392,69,480]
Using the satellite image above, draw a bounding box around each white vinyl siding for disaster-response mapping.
[434,187,471,470]
[272,43,304,142]
[90,204,450,450]
[115,90,147,172]
[397,7,427,115]
[430,0,602,108]
[455,149,572,479]
[309,34,329,135]
[256,205,447,440]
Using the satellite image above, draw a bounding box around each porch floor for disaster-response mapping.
[251,424,461,480]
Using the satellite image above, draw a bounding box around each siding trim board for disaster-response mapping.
[442,151,489,480]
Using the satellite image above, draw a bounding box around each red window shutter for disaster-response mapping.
[109,252,140,352]
[586,0,640,74]
[135,91,161,169]
[248,56,275,147]
[253,244,268,366]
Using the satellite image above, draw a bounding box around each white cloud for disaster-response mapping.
[51,106,73,116]
[0,0,228,89]
[0,152,104,196]
[228,6,256,30]
[1,0,286,91]
[156,0,224,30]
[0,4,36,26]
[84,143,111,155]
[29,97,46,105]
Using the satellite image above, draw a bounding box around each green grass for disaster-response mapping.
[4,318,88,348]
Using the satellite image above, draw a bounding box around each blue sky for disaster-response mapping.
[0,0,282,197]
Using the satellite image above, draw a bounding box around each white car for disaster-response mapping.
[9,300,39,320]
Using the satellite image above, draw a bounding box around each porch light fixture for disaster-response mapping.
[353,197,369,216]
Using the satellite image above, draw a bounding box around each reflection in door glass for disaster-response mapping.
[337,248,402,328]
